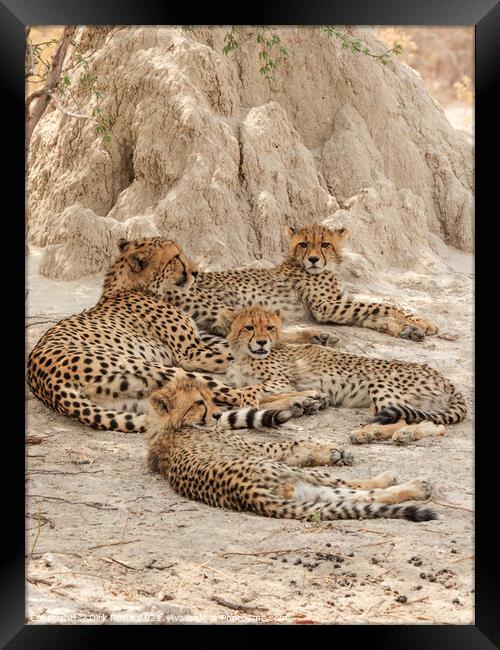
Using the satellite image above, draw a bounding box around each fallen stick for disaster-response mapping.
[432,500,474,513]
[357,539,392,548]
[27,576,54,587]
[451,554,474,564]
[386,595,430,612]
[99,556,138,570]
[211,595,267,612]
[88,539,143,551]
[221,546,311,558]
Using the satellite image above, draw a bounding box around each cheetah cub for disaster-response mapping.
[220,306,467,445]
[145,377,438,522]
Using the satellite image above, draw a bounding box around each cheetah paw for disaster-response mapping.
[349,429,374,444]
[310,332,339,348]
[414,319,439,335]
[400,325,425,342]
[392,429,416,445]
[335,450,354,466]
[407,478,433,500]
[290,403,305,418]
[330,449,343,464]
[302,398,321,415]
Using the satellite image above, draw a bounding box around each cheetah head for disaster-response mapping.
[222,305,281,359]
[149,378,222,430]
[102,237,199,297]
[286,224,349,274]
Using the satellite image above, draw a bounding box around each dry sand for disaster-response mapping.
[26,246,474,625]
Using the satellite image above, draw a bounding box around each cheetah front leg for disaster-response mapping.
[257,439,353,467]
[281,327,339,348]
[250,380,328,415]
[308,297,438,342]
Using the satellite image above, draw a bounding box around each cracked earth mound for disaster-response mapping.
[27,26,473,280]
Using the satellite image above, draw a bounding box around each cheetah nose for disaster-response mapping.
[256,340,267,347]
[309,256,319,264]
[213,412,222,420]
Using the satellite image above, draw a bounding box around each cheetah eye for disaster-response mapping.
[267,325,275,331]
[245,325,254,331]
[297,242,307,248]
[321,242,332,248]
[195,399,204,406]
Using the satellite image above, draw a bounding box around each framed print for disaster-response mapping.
[4,0,498,646]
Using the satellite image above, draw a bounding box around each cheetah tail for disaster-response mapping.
[261,498,439,522]
[372,390,467,426]
[217,406,293,430]
[63,396,147,433]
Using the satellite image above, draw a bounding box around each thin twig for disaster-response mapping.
[27,576,54,587]
[211,595,267,612]
[221,546,311,558]
[29,494,118,511]
[99,556,137,570]
[50,91,95,121]
[431,500,474,513]
[88,539,143,551]
[119,513,130,554]
[451,554,474,564]
[29,503,43,559]
[386,595,430,611]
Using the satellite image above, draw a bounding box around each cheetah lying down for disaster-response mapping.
[27,238,312,433]
[163,223,438,343]
[219,306,466,445]
[145,377,438,522]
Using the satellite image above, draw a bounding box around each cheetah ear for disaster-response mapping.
[118,239,130,252]
[150,392,171,414]
[125,250,150,273]
[284,225,296,240]
[335,227,349,241]
[273,309,281,319]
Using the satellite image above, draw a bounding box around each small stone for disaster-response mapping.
[420,573,427,579]
[282,558,288,563]
[452,598,461,605]
[451,549,458,554]
[294,559,302,565]
[325,543,331,548]
[428,575,437,583]
[438,333,458,341]
[395,595,407,603]
[158,591,174,602]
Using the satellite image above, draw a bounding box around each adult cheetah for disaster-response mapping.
[161,224,438,342]
[219,306,467,445]
[145,376,438,522]
[27,238,292,433]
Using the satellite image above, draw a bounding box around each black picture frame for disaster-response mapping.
[7,0,497,646]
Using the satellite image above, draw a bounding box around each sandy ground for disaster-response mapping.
[26,247,474,625]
